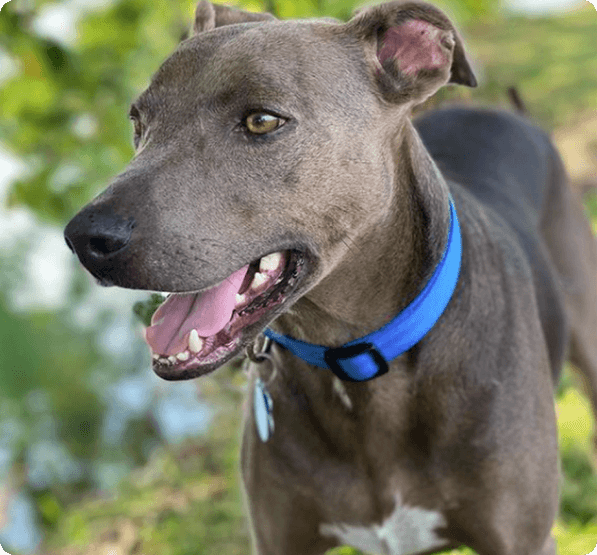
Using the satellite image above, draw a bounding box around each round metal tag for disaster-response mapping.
[254,378,274,442]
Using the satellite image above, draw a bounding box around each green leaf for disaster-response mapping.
[133,294,167,327]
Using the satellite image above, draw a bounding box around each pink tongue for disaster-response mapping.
[144,264,249,356]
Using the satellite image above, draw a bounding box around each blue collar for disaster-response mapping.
[264,199,462,382]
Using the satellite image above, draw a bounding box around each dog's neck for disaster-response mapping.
[272,119,452,348]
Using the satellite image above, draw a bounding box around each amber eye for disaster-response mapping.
[244,112,285,135]
[130,118,143,147]
[129,105,144,148]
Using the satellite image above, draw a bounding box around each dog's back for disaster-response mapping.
[416,107,597,396]
[416,107,552,221]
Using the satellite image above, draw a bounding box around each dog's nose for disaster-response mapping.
[64,206,136,270]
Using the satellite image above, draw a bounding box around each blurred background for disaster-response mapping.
[0,0,596,553]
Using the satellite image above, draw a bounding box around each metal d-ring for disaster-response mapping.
[245,335,277,385]
[246,334,272,363]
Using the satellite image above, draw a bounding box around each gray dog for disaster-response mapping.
[64,1,597,554]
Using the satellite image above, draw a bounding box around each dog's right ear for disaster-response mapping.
[194,1,275,34]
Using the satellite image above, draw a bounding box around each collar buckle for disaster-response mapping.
[324,342,389,382]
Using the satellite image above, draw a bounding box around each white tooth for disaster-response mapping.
[176,351,190,361]
[259,252,283,272]
[168,356,177,364]
[189,329,204,353]
[159,357,170,365]
[251,272,268,289]
[152,354,160,360]
[235,293,246,306]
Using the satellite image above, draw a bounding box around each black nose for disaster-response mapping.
[64,206,136,279]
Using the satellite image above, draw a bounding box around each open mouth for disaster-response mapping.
[144,250,306,380]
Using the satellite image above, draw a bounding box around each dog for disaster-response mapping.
[64,1,597,553]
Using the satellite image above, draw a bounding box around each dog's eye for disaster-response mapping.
[129,105,144,148]
[130,118,143,147]
[244,113,285,135]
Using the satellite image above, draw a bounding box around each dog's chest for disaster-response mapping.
[320,495,447,555]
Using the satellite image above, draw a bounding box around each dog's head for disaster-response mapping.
[64,0,475,380]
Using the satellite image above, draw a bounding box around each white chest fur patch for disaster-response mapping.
[320,495,447,555]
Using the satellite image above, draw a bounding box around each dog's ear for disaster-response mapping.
[194,1,275,34]
[347,1,476,105]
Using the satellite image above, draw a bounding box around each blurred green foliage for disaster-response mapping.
[464,5,597,129]
[1,0,597,553]
[44,406,249,554]
[1,0,188,223]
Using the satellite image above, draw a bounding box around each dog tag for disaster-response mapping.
[254,378,274,442]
